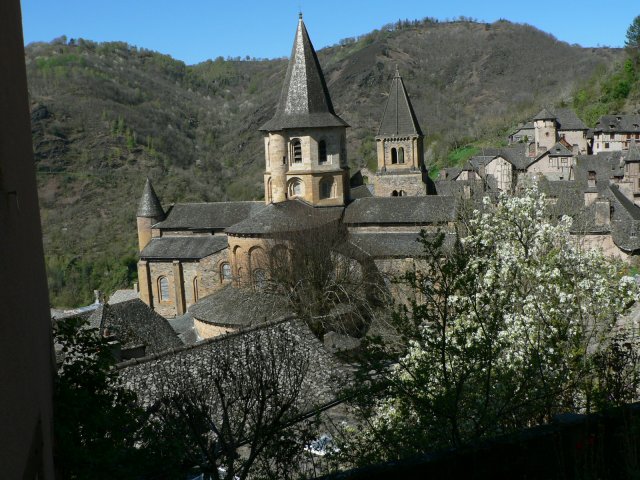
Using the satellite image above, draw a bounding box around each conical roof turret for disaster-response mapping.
[260,15,348,131]
[377,67,422,136]
[137,178,165,219]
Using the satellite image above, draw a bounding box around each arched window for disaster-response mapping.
[318,140,327,164]
[267,177,272,203]
[391,148,398,164]
[193,277,199,302]
[288,177,304,197]
[391,190,399,197]
[158,276,169,302]
[320,177,334,199]
[220,262,232,282]
[291,139,302,164]
[398,147,405,164]
[399,190,406,197]
[254,269,267,290]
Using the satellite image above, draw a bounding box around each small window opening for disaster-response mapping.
[220,262,232,282]
[398,147,405,164]
[292,140,302,163]
[158,277,169,302]
[318,140,327,164]
[391,148,398,164]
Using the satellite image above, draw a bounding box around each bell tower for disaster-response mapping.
[260,14,350,206]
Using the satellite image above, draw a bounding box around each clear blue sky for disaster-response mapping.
[21,0,639,65]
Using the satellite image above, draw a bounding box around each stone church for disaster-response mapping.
[135,15,640,332]
[135,14,445,328]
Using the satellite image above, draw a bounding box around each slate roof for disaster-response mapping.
[259,16,348,131]
[168,312,201,345]
[594,115,640,133]
[554,108,587,131]
[377,68,422,137]
[343,196,456,225]
[350,184,373,199]
[88,299,182,353]
[154,201,265,231]
[626,141,640,162]
[348,232,456,258]
[137,178,165,219]
[225,199,343,235]
[188,284,291,327]
[116,318,348,414]
[108,289,139,304]
[610,185,640,251]
[140,235,228,260]
[547,141,574,157]
[533,108,555,121]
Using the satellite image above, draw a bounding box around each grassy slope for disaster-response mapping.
[27,20,623,306]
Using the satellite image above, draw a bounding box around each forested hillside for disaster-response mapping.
[26,18,624,306]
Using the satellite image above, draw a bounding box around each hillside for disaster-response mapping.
[26,19,624,306]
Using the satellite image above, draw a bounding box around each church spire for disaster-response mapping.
[137,178,164,219]
[259,15,348,131]
[377,68,422,137]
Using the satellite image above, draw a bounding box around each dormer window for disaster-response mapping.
[291,139,302,164]
[588,171,596,188]
[318,140,327,164]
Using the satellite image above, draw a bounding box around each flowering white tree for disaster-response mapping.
[341,185,640,465]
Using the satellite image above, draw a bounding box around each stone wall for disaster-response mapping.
[373,172,426,197]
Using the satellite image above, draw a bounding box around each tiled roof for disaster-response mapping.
[188,284,291,327]
[259,17,348,131]
[594,115,640,133]
[554,108,587,131]
[88,299,182,353]
[108,289,139,304]
[548,141,574,156]
[116,318,348,413]
[140,235,228,260]
[225,199,343,235]
[377,68,422,137]
[348,232,456,258]
[343,196,456,225]
[154,201,266,230]
[533,108,555,121]
[350,184,373,199]
[137,178,165,219]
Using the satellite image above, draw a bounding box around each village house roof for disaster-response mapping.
[225,199,343,235]
[116,318,348,413]
[626,141,640,162]
[350,184,374,199]
[88,299,182,354]
[377,67,422,137]
[609,185,640,251]
[594,115,640,133]
[533,108,555,121]
[343,196,456,225]
[547,140,574,157]
[188,284,291,328]
[259,15,348,131]
[554,108,587,131]
[154,201,266,231]
[168,312,201,345]
[137,178,165,219]
[140,235,228,260]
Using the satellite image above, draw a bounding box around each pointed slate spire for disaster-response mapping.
[533,108,555,121]
[137,178,165,219]
[259,15,348,131]
[377,67,422,136]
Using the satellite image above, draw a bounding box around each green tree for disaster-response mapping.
[340,185,640,465]
[626,15,640,49]
[53,317,179,478]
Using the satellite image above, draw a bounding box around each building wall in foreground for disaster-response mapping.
[0,1,55,477]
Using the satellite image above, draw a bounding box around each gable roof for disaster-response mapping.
[594,114,640,133]
[88,299,182,353]
[259,16,348,131]
[343,196,456,225]
[225,199,343,235]
[554,108,587,131]
[547,140,574,157]
[137,178,165,219]
[154,201,266,231]
[116,318,348,413]
[377,68,422,137]
[140,235,228,260]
